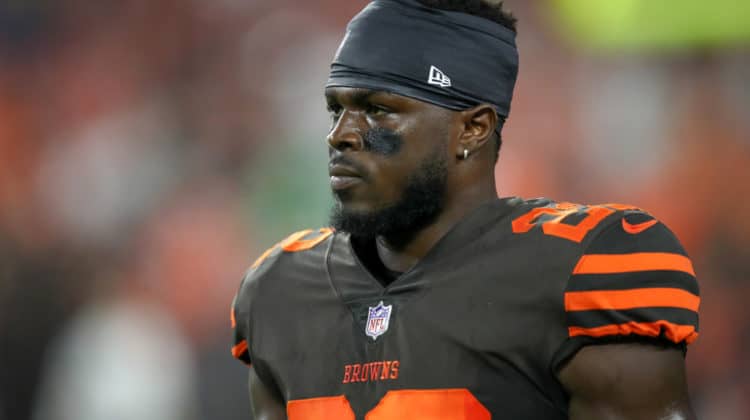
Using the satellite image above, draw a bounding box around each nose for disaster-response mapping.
[327,110,364,152]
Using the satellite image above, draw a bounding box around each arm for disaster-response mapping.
[234,229,335,420]
[249,365,287,420]
[552,209,700,419]
[558,343,696,420]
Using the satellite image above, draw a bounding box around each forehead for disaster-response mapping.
[324,87,429,108]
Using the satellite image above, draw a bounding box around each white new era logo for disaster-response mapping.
[427,65,451,88]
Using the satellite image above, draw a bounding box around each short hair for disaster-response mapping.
[415,0,517,33]
[416,0,516,160]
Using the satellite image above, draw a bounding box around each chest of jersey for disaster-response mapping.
[251,227,578,419]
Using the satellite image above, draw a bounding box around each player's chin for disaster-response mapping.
[333,194,368,212]
[332,192,382,214]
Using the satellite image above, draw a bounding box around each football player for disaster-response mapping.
[232,1,699,419]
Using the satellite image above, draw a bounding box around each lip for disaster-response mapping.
[328,164,363,190]
[330,175,362,190]
[329,164,361,178]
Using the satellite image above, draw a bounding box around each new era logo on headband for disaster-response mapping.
[428,65,451,88]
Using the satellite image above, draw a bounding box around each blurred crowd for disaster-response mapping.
[0,1,747,419]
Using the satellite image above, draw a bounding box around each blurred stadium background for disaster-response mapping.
[0,0,748,419]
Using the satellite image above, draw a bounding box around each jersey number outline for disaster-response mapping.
[251,228,334,269]
[287,389,490,420]
[512,203,637,243]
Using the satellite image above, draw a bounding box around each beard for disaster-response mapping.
[329,150,448,244]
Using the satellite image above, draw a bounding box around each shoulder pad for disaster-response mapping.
[564,208,699,346]
[511,201,641,244]
[230,227,334,365]
[250,227,334,270]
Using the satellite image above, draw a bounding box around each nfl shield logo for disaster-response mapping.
[365,301,392,340]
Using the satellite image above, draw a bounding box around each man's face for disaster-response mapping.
[325,87,455,239]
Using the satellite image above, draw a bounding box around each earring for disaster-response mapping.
[463,149,469,159]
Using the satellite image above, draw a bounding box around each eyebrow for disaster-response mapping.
[325,88,379,107]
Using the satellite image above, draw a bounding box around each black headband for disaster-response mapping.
[326,0,519,122]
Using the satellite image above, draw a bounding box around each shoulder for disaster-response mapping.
[507,198,645,245]
[569,204,698,306]
[549,202,700,369]
[236,227,336,299]
[230,227,335,364]
[505,198,695,259]
[249,227,336,273]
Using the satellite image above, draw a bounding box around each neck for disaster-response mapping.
[376,175,497,272]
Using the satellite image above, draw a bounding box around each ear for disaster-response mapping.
[455,104,498,158]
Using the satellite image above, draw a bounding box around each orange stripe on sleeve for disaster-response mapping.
[573,253,695,276]
[251,246,277,269]
[565,288,700,312]
[251,229,314,269]
[279,229,315,249]
[231,340,249,359]
[569,320,699,344]
[282,228,334,252]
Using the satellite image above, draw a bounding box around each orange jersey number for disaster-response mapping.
[287,389,489,420]
[512,203,637,243]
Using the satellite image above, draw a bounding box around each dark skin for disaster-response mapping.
[325,87,498,261]
[248,87,696,420]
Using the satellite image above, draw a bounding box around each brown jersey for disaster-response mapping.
[231,197,700,419]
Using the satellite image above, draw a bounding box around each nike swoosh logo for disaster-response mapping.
[622,218,658,234]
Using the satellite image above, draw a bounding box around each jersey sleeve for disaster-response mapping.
[229,227,335,367]
[229,244,281,367]
[553,210,700,369]
[229,239,279,367]
[230,272,253,366]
